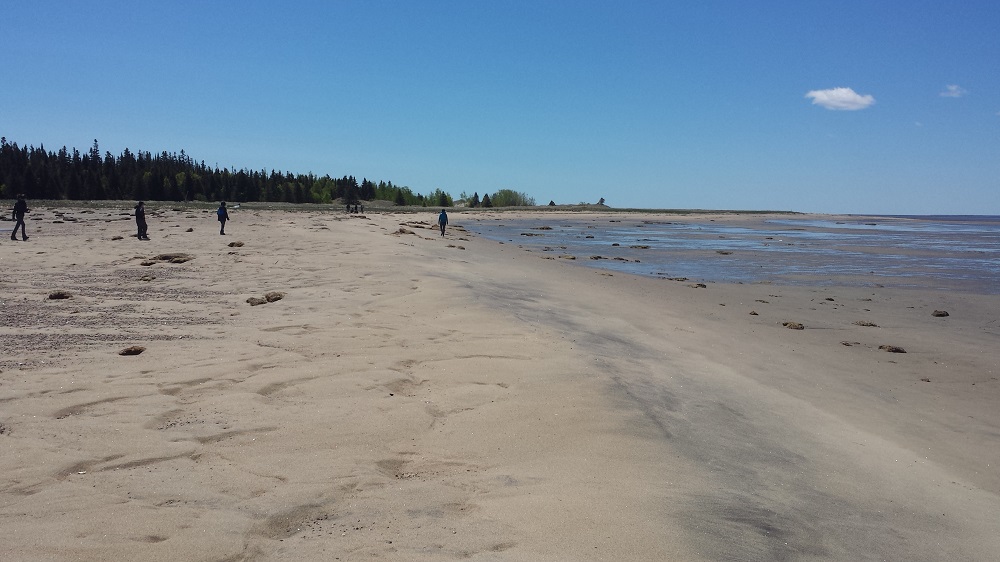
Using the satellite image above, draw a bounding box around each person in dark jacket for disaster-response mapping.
[217,201,230,235]
[11,194,29,241]
[135,201,149,240]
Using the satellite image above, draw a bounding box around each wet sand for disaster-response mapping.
[1,206,998,560]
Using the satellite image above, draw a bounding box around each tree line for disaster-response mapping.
[1,137,542,209]
[458,189,536,208]
[0,138,456,206]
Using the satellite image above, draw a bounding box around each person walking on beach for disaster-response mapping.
[438,209,448,236]
[11,194,29,241]
[217,201,229,235]
[134,201,149,240]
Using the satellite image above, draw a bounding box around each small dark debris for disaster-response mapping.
[152,253,194,263]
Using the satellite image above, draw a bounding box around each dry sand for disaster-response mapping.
[1,205,998,561]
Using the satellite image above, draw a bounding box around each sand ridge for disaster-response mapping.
[1,206,999,560]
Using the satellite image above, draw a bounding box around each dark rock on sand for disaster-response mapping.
[153,253,194,264]
[782,322,805,330]
[879,345,906,353]
[931,310,949,317]
[119,346,146,356]
[48,291,73,300]
[247,297,268,306]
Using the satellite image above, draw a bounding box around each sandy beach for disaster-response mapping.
[2,205,999,561]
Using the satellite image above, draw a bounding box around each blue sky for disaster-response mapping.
[2,1,998,214]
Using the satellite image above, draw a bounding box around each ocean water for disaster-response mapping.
[462,215,1000,294]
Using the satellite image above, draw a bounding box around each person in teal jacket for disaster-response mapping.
[438,209,448,236]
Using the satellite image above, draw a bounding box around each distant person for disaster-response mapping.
[11,194,29,241]
[217,201,229,235]
[438,209,448,236]
[135,201,149,240]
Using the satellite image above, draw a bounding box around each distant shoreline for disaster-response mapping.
[9,198,1000,220]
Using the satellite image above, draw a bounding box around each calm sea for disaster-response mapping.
[462,215,1000,294]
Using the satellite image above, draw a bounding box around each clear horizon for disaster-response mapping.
[3,1,998,215]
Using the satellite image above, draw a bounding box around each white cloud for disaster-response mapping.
[940,84,967,98]
[805,87,876,111]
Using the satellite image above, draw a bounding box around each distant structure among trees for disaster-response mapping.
[0,137,456,206]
